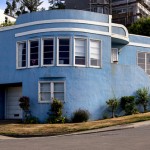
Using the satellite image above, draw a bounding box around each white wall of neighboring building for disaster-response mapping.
[0,9,16,24]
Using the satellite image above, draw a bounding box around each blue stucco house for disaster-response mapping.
[0,10,150,121]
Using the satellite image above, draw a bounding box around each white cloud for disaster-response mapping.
[40,0,49,9]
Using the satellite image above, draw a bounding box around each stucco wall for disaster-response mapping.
[0,10,150,121]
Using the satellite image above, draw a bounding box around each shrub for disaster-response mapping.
[136,87,150,113]
[71,109,89,123]
[120,96,138,115]
[19,96,30,111]
[24,116,39,124]
[47,98,65,124]
[106,98,119,118]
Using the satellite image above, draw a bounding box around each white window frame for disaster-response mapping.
[38,81,66,103]
[137,51,150,75]
[89,38,102,68]
[57,37,72,66]
[111,48,119,63]
[41,37,55,67]
[74,37,88,67]
[28,39,40,68]
[16,40,27,69]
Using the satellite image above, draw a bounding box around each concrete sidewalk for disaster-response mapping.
[0,120,150,140]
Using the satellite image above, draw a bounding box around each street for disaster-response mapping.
[0,125,150,150]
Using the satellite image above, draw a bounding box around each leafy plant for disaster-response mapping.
[106,98,119,118]
[19,96,30,111]
[47,98,65,124]
[24,116,39,124]
[71,109,89,123]
[120,96,138,115]
[136,87,150,113]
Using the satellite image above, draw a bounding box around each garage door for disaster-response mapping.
[5,87,22,119]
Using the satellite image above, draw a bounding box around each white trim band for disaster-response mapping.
[0,19,109,32]
[15,28,111,37]
[129,42,150,48]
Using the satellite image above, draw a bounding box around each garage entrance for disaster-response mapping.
[5,87,22,119]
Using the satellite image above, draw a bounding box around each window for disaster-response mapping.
[75,38,87,66]
[138,52,150,75]
[58,38,70,65]
[90,40,101,67]
[42,38,54,66]
[29,40,39,67]
[111,48,118,63]
[17,41,27,68]
[39,81,65,103]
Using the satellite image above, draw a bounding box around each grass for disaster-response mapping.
[1,112,150,137]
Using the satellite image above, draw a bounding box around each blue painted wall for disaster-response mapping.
[0,10,150,121]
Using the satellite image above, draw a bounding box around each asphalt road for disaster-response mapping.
[0,125,150,150]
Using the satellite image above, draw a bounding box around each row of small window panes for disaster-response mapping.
[17,38,101,68]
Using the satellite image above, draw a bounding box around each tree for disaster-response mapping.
[20,0,43,12]
[128,17,150,36]
[49,0,65,10]
[4,0,43,17]
[106,98,119,118]
[4,0,17,17]
[136,87,150,113]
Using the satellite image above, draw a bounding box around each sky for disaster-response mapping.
[0,0,49,11]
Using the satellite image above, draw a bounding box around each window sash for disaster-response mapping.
[43,38,54,65]
[111,48,118,63]
[75,38,86,65]
[90,40,101,66]
[29,40,39,67]
[58,38,70,65]
[39,82,65,103]
[137,52,150,76]
[17,42,27,68]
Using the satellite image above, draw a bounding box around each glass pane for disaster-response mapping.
[138,52,145,58]
[30,41,39,66]
[18,42,26,68]
[75,39,86,65]
[40,83,51,92]
[54,92,64,101]
[30,41,38,47]
[54,83,64,92]
[75,57,85,65]
[40,93,51,101]
[91,59,99,66]
[59,39,70,64]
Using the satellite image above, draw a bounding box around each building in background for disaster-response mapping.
[0,9,16,25]
[65,0,111,14]
[112,0,150,26]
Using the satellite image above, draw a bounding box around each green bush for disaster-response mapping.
[19,96,30,111]
[106,98,119,118]
[71,109,89,123]
[47,98,65,124]
[24,116,39,124]
[120,96,138,115]
[136,87,150,113]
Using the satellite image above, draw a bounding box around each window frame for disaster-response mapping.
[41,37,55,67]
[111,48,119,63]
[38,81,66,103]
[74,37,88,67]
[57,37,72,66]
[89,38,102,68]
[28,39,40,68]
[16,40,27,69]
[137,51,150,75]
